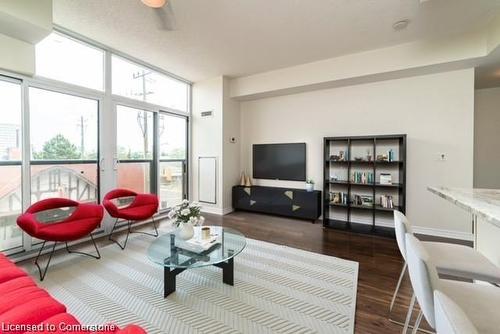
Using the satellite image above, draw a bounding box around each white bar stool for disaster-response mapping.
[405,234,500,334]
[390,211,500,330]
[434,291,478,334]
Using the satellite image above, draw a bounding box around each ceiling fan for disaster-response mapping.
[141,0,176,31]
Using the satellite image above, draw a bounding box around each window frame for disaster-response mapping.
[35,30,106,92]
[158,111,189,211]
[0,76,24,253]
[115,103,157,195]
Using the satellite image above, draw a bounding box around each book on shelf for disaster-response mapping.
[379,173,392,185]
[350,171,374,184]
[379,195,394,209]
[352,194,373,206]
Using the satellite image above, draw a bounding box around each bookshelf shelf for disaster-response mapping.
[323,134,407,238]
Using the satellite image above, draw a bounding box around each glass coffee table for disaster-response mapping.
[148,226,246,297]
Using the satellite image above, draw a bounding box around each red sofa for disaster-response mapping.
[0,253,146,334]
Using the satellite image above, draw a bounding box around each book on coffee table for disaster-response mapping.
[175,235,220,254]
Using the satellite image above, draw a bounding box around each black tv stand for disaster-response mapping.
[232,185,321,222]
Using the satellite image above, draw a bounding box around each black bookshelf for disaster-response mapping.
[323,134,407,237]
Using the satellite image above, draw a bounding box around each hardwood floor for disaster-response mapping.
[20,210,465,333]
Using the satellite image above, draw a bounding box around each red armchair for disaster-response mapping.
[17,198,103,281]
[103,189,159,250]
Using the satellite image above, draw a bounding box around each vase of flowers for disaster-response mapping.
[167,200,205,240]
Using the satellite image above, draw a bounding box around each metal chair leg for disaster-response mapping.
[411,310,424,334]
[130,216,159,237]
[402,293,416,334]
[390,262,407,314]
[65,233,101,259]
[34,241,57,281]
[108,218,131,250]
[389,262,434,334]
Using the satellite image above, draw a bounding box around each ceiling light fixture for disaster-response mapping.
[393,19,410,31]
[141,0,166,8]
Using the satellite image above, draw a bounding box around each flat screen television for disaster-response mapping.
[253,143,306,181]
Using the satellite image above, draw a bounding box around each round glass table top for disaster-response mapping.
[147,226,246,269]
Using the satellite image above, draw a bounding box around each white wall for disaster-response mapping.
[0,33,34,75]
[191,76,240,214]
[0,0,52,75]
[240,69,475,236]
[222,77,241,214]
[191,76,224,213]
[474,87,500,189]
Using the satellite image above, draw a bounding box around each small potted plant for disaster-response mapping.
[167,200,205,240]
[305,179,315,192]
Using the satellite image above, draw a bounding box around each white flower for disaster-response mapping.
[191,202,201,208]
[189,216,197,224]
[180,208,190,216]
[182,199,189,204]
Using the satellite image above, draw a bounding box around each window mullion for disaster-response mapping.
[21,80,32,251]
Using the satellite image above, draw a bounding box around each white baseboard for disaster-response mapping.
[412,226,473,241]
[222,207,234,215]
[201,206,234,216]
[201,206,225,215]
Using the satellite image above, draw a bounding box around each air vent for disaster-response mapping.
[201,111,213,117]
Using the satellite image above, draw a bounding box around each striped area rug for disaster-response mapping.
[37,230,358,334]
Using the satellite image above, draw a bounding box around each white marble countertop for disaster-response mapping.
[428,186,500,228]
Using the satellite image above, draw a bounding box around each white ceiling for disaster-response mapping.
[53,0,500,82]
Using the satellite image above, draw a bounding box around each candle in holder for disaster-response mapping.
[201,227,210,240]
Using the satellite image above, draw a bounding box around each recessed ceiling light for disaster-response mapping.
[141,0,166,8]
[393,19,410,31]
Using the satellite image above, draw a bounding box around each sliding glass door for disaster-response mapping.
[116,105,155,193]
[158,112,188,210]
[0,78,23,252]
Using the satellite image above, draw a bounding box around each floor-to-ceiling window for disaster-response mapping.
[0,29,191,255]
[0,78,23,252]
[29,88,99,203]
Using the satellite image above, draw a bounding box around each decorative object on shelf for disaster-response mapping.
[380,173,392,185]
[388,149,394,162]
[305,179,315,192]
[339,150,346,161]
[240,172,246,186]
[168,200,204,240]
[354,157,364,162]
[380,195,394,209]
[331,174,339,181]
[244,175,252,187]
[366,149,372,161]
[330,191,348,205]
[330,150,347,161]
[376,154,388,162]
